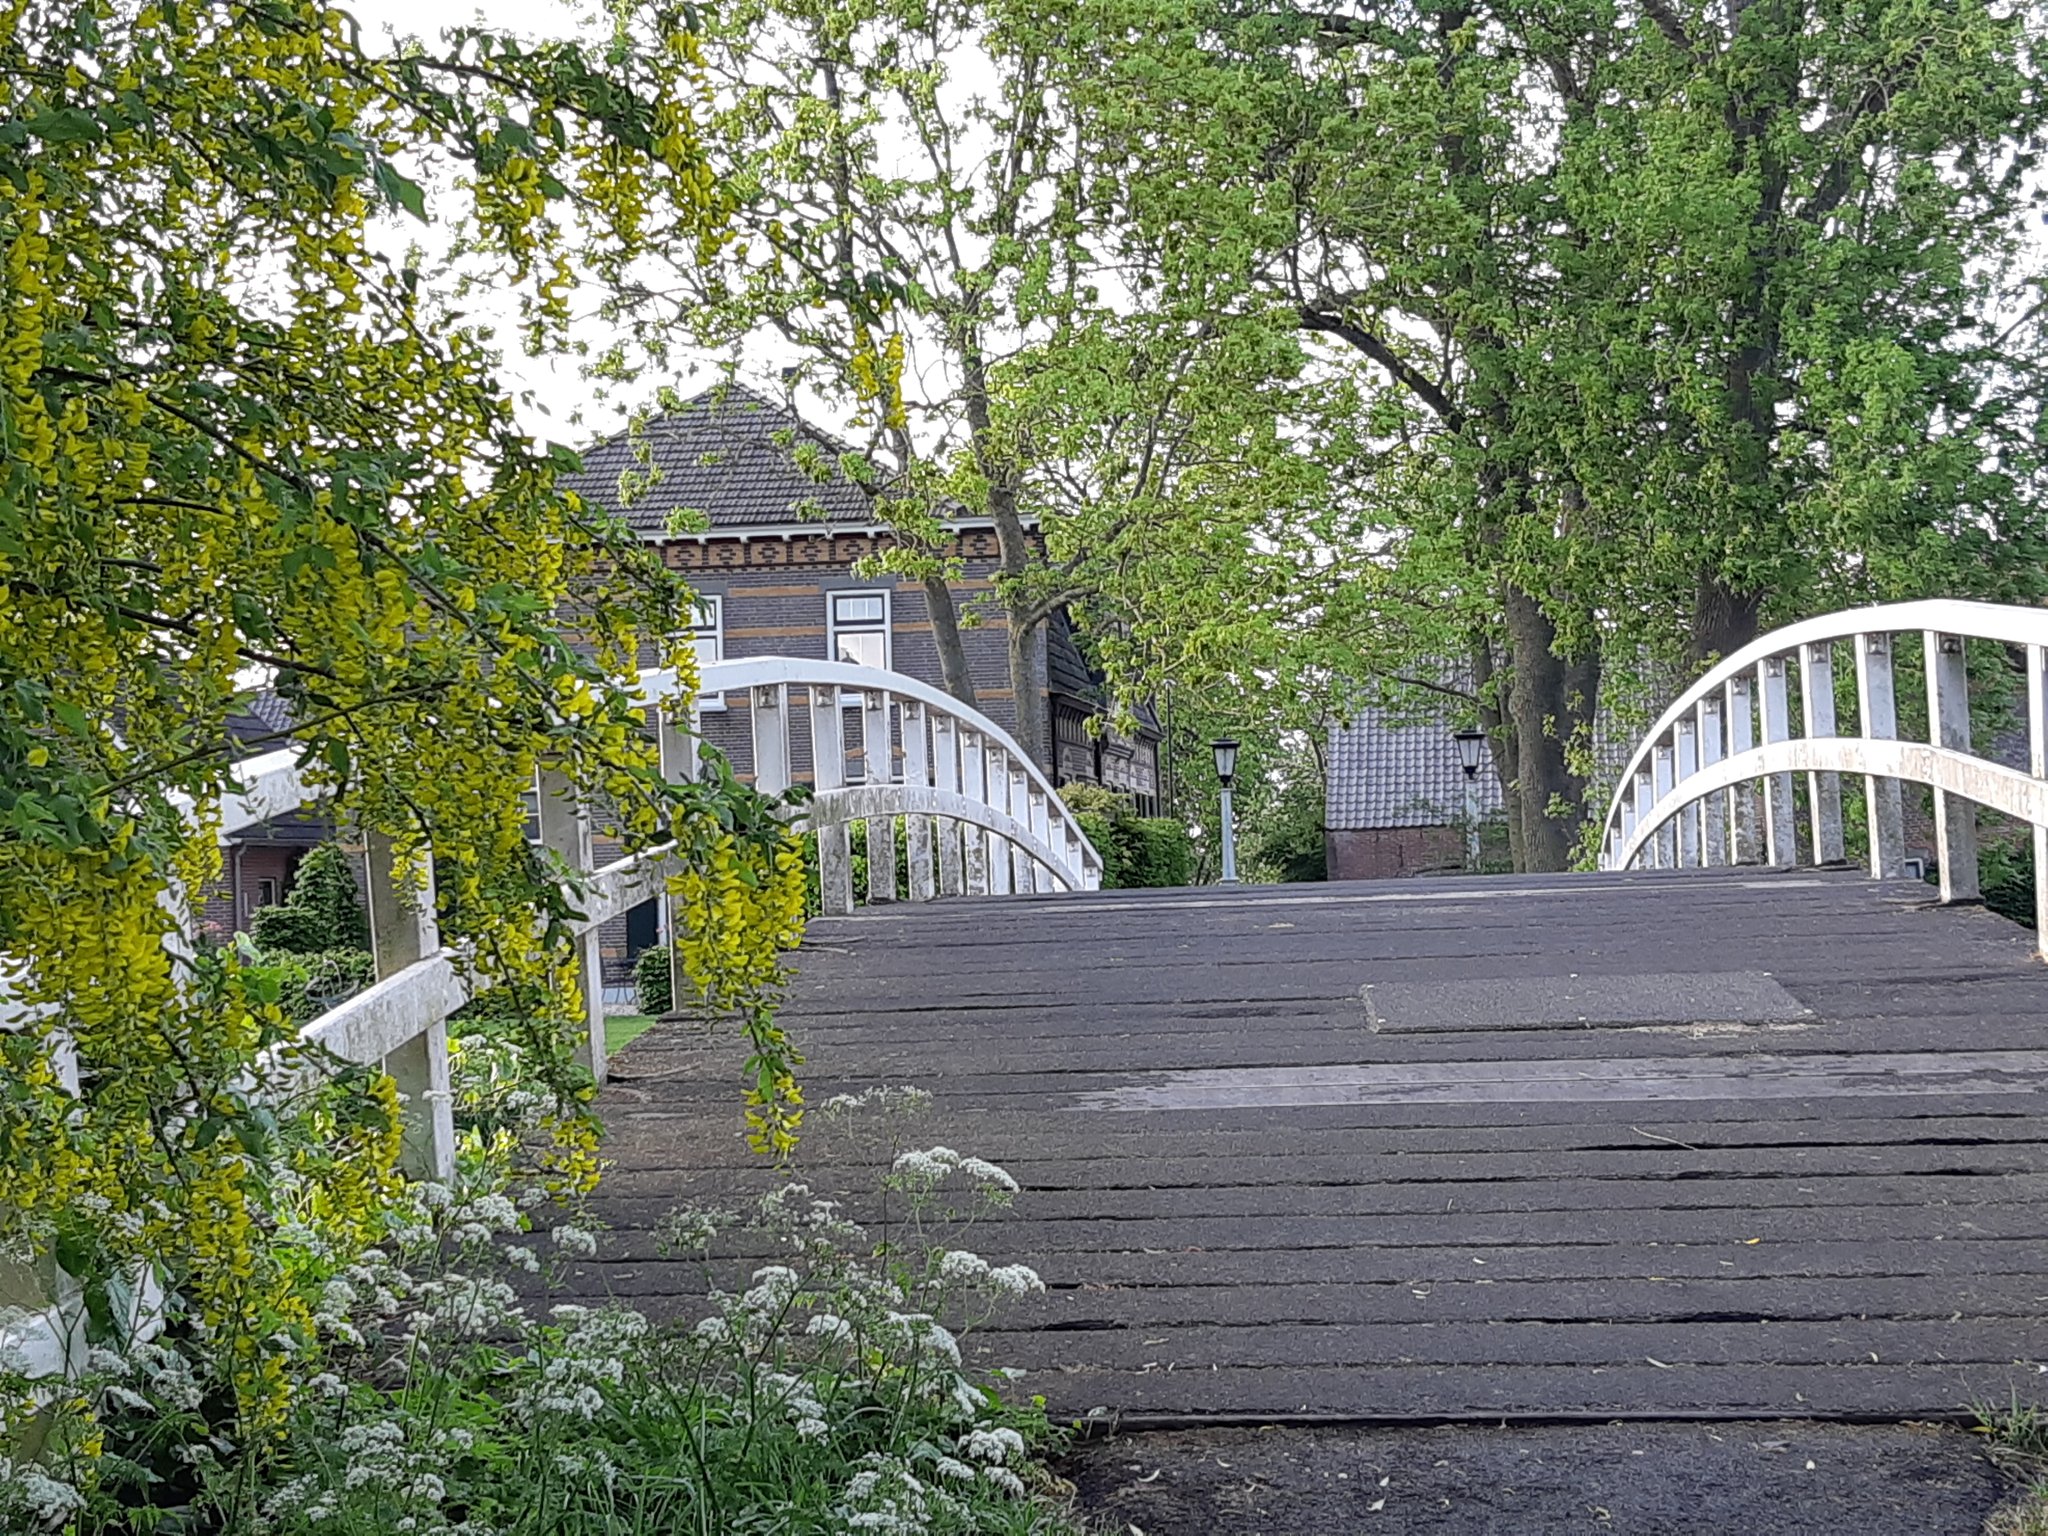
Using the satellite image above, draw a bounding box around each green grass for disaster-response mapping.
[605,1013,657,1055]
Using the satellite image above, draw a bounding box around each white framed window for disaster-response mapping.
[828,589,891,676]
[690,595,726,711]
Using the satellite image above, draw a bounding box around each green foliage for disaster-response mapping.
[636,941,675,1015]
[251,948,379,1027]
[247,845,369,956]
[1243,772,1327,885]
[1064,788,1195,888]
[1982,837,2039,931]
[26,1122,1084,1536]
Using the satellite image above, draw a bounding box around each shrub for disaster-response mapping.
[248,843,370,955]
[1062,788,1194,889]
[636,941,675,1015]
[265,947,378,1025]
[23,1113,1087,1536]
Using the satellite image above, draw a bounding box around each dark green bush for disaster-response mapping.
[636,941,675,1015]
[1063,789,1194,889]
[248,843,369,954]
[253,947,376,1025]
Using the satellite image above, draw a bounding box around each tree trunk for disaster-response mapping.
[1471,633,1522,871]
[1503,584,1583,872]
[923,572,978,708]
[1007,616,1050,768]
[1689,572,1763,669]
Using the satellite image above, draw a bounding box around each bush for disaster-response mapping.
[248,843,370,955]
[240,945,377,1025]
[1063,788,1195,889]
[30,1111,1087,1536]
[636,941,674,1015]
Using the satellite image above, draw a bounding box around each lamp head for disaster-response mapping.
[1454,727,1486,778]
[1211,737,1240,787]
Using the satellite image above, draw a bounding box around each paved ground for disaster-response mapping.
[583,868,2048,1425]
[1063,1420,2011,1534]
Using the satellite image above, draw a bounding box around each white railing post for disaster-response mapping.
[930,713,965,897]
[1854,632,1907,879]
[1652,742,1676,869]
[862,691,896,904]
[1632,765,1655,868]
[959,730,990,896]
[656,696,702,1018]
[1009,759,1035,892]
[752,684,791,795]
[1028,785,1054,892]
[2030,644,2048,956]
[364,829,453,1182]
[985,746,1014,895]
[1759,656,1798,865]
[1697,694,1728,865]
[1800,640,1846,864]
[808,685,854,916]
[536,768,606,1083]
[900,701,936,902]
[1674,718,1700,867]
[1927,632,1980,903]
[1726,673,1761,863]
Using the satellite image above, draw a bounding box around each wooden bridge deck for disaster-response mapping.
[584,869,2048,1424]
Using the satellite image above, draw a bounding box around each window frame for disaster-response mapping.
[688,593,727,712]
[826,588,891,701]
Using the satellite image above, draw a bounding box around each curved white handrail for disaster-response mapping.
[1600,601,2048,956]
[1603,601,2048,841]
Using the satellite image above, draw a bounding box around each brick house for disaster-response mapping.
[197,690,333,941]
[1324,703,1505,881]
[564,381,1162,988]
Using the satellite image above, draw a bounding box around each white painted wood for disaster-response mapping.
[1674,718,1700,868]
[808,683,853,916]
[1758,657,1798,866]
[536,767,607,1083]
[1611,736,2048,874]
[655,700,698,1016]
[862,692,895,904]
[1926,631,1980,904]
[930,714,965,897]
[1651,744,1676,870]
[1010,762,1035,892]
[959,730,990,896]
[1725,673,1761,864]
[986,747,1013,895]
[1854,633,1907,880]
[363,829,453,1181]
[900,701,935,902]
[751,684,791,795]
[2031,644,2048,957]
[1697,695,1728,866]
[1028,786,1053,893]
[1799,640,1846,864]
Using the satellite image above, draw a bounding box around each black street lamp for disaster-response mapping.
[1452,728,1486,866]
[1212,738,1240,884]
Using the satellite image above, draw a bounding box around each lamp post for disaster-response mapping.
[1453,728,1486,869]
[1212,737,1240,885]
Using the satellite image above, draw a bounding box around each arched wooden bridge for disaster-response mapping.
[581,601,2048,1425]
[15,605,2048,1429]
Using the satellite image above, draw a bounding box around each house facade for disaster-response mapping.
[566,381,1162,986]
[1324,703,1506,881]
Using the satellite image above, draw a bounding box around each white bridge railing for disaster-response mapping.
[252,655,1099,1179]
[1600,600,2048,953]
[2,658,1096,1377]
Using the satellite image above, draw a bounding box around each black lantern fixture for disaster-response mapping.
[1211,737,1240,788]
[1453,728,1486,779]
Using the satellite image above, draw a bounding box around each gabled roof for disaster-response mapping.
[562,383,879,535]
[1326,703,1505,830]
